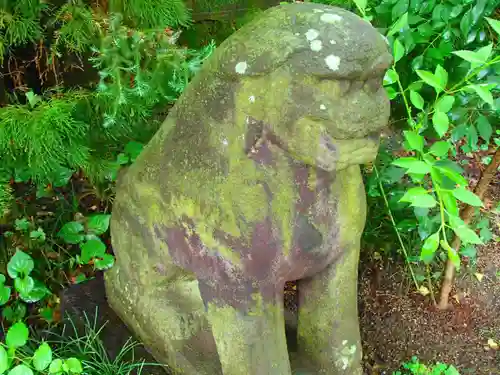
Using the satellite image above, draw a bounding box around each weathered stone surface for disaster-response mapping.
[105,2,392,374]
[185,0,282,20]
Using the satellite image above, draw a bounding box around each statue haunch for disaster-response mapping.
[104,3,392,375]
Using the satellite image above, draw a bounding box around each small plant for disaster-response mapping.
[1,219,52,323]
[394,356,460,375]
[57,214,114,271]
[0,321,83,375]
[46,310,164,375]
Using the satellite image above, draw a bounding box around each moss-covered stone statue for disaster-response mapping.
[104,2,392,374]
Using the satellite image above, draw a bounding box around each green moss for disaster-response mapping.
[206,299,291,374]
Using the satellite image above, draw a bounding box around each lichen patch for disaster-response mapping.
[305,28,320,41]
[325,55,341,71]
[320,13,343,24]
[310,40,323,52]
[235,61,248,74]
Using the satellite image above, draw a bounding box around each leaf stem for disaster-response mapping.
[374,165,419,290]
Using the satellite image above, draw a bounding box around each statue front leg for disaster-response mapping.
[200,281,293,375]
[295,243,363,375]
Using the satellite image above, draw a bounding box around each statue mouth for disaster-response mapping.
[316,132,380,172]
[249,121,380,172]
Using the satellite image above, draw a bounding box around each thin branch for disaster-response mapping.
[438,147,500,309]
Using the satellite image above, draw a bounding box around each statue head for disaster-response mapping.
[198,2,393,172]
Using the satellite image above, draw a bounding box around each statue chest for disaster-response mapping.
[162,145,344,284]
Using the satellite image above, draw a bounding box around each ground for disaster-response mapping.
[358,175,500,374]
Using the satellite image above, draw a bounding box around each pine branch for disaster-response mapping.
[0,92,91,184]
[109,0,191,28]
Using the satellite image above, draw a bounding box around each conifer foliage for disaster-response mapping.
[0,0,215,217]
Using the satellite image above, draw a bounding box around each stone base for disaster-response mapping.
[59,272,170,375]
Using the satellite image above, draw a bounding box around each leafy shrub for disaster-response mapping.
[0,0,215,214]
[349,0,500,301]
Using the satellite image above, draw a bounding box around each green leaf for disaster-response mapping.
[19,279,50,304]
[449,216,483,245]
[466,124,479,152]
[408,161,432,175]
[480,226,492,243]
[432,111,449,137]
[449,4,463,18]
[434,65,448,90]
[80,239,106,264]
[403,130,424,152]
[469,84,494,106]
[392,157,419,168]
[0,346,8,374]
[393,39,405,63]
[476,116,492,142]
[49,359,63,374]
[353,0,367,13]
[0,284,10,305]
[2,304,27,323]
[29,228,46,242]
[410,90,424,109]
[393,158,431,175]
[445,365,460,375]
[429,141,449,157]
[14,219,30,231]
[7,251,34,279]
[94,254,115,270]
[57,222,85,244]
[460,244,476,259]
[49,167,74,188]
[64,358,83,374]
[385,86,398,99]
[116,153,129,165]
[416,70,444,93]
[6,322,29,348]
[410,194,437,208]
[435,95,455,113]
[399,187,429,203]
[434,166,467,187]
[452,187,483,207]
[420,232,439,264]
[387,12,409,37]
[452,50,486,64]
[33,343,53,371]
[460,9,472,38]
[124,141,144,162]
[392,0,409,20]
[476,44,492,62]
[26,91,41,108]
[400,187,437,208]
[383,68,399,85]
[86,215,111,236]
[14,276,34,295]
[486,17,500,37]
[7,364,33,375]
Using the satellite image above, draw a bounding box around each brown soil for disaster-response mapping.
[358,178,500,374]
